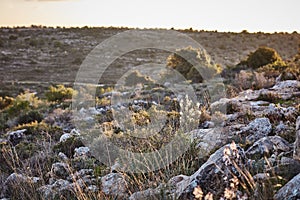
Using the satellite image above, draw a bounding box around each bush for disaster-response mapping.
[246,46,282,69]
[124,70,155,86]
[13,121,47,135]
[6,91,40,116]
[281,62,300,80]
[0,96,14,110]
[166,46,220,83]
[45,85,76,102]
[16,110,43,125]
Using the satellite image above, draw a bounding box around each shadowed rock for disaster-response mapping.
[294,116,300,161]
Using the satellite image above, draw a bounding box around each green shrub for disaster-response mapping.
[16,110,43,125]
[166,46,220,83]
[45,85,76,102]
[124,70,155,86]
[15,141,39,160]
[0,96,14,110]
[256,58,300,81]
[13,121,47,135]
[53,40,63,48]
[246,46,282,69]
[5,91,40,116]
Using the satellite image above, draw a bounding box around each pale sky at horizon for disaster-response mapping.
[0,0,299,33]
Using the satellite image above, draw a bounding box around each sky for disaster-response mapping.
[0,0,299,32]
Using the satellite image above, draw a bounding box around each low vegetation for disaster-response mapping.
[166,46,221,83]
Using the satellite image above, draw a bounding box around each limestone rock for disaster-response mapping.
[242,118,272,143]
[246,136,291,160]
[51,162,69,179]
[7,129,26,145]
[274,172,300,200]
[178,143,251,199]
[187,128,227,159]
[37,179,74,200]
[74,146,91,159]
[101,173,128,199]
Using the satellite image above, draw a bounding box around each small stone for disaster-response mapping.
[74,146,91,158]
[75,169,94,179]
[86,185,99,192]
[101,173,128,198]
[58,152,69,161]
[253,173,270,182]
[129,188,157,200]
[70,128,80,136]
[51,162,69,179]
[7,129,26,145]
[37,185,57,200]
[59,133,72,143]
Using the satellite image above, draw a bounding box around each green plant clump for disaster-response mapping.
[166,46,221,83]
[246,46,283,69]
[45,85,77,102]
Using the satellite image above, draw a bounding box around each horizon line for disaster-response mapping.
[0,24,299,34]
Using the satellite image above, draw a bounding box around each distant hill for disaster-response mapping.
[0,27,299,94]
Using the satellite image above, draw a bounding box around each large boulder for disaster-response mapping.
[178,143,252,199]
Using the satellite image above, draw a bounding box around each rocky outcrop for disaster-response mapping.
[1,78,300,200]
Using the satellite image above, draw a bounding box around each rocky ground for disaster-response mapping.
[0,79,300,199]
[0,27,300,200]
[0,26,300,96]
